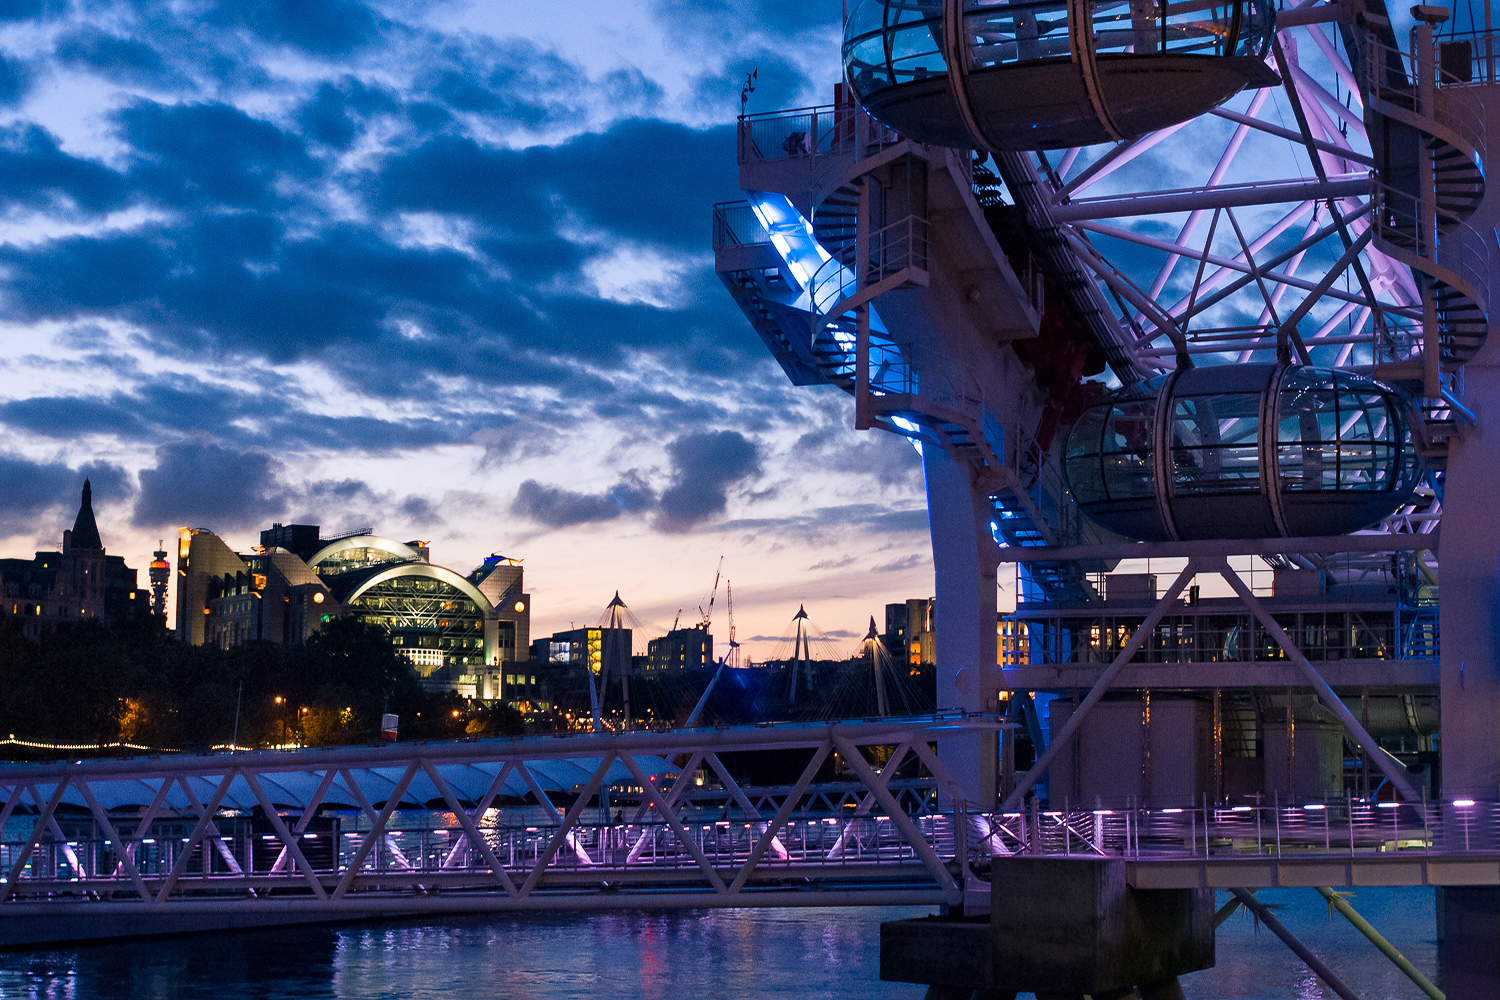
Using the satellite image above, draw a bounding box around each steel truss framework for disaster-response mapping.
[0,720,999,943]
[1030,0,1492,448]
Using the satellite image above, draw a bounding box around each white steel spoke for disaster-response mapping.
[728,743,831,893]
[620,753,726,892]
[1145,88,1268,306]
[243,773,327,902]
[331,762,419,901]
[75,779,151,901]
[156,772,235,903]
[831,735,959,900]
[420,759,516,894]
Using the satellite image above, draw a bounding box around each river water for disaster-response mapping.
[0,888,1438,999]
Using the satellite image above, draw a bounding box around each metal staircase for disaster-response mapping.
[717,96,1104,602]
[1361,27,1491,378]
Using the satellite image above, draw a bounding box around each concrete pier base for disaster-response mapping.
[884,858,1212,997]
[1438,886,1500,996]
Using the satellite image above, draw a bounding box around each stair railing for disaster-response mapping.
[1370,178,1489,319]
[1359,31,1486,167]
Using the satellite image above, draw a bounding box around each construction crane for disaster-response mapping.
[698,556,724,630]
[726,581,739,669]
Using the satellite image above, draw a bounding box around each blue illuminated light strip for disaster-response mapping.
[745,191,890,339]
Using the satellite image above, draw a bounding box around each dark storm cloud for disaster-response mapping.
[0,92,748,386]
[54,26,170,87]
[0,454,130,536]
[653,0,838,37]
[424,36,588,127]
[654,430,761,532]
[511,474,657,529]
[397,494,441,524]
[133,440,288,528]
[0,395,153,439]
[298,77,399,149]
[872,554,925,573]
[0,124,128,214]
[117,100,314,209]
[202,0,381,55]
[0,379,484,455]
[0,53,31,106]
[0,0,64,23]
[377,119,737,251]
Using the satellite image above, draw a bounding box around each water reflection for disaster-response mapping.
[0,891,1442,1000]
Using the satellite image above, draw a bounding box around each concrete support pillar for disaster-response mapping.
[882,858,1213,995]
[1437,76,1500,801]
[1440,360,1500,798]
[1438,886,1500,995]
[924,443,999,807]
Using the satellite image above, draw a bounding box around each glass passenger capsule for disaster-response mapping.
[842,0,1278,150]
[1064,364,1422,542]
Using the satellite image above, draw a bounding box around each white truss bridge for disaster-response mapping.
[0,719,989,945]
[7,715,1500,946]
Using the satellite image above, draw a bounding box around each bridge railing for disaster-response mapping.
[0,813,957,888]
[0,718,992,908]
[970,798,1500,861]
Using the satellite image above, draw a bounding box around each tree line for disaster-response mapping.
[0,616,523,757]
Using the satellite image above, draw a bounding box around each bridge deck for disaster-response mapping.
[0,722,1493,946]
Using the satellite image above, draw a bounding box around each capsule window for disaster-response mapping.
[1170,392,1260,493]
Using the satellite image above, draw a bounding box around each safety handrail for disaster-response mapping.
[737,105,902,166]
[711,201,772,251]
[1370,179,1489,313]
[971,798,1500,862]
[1360,30,1486,160]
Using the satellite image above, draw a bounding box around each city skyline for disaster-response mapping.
[0,0,965,660]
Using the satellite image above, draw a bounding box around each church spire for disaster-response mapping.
[69,479,103,551]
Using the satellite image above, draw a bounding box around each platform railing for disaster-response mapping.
[711,201,772,250]
[0,811,955,890]
[970,798,1500,861]
[737,105,902,166]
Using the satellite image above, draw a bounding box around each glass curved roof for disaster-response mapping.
[308,536,423,577]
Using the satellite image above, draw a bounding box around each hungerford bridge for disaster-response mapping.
[9,0,1500,993]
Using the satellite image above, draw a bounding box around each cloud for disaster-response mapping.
[0,455,130,537]
[720,504,931,543]
[203,0,381,55]
[511,473,657,528]
[807,556,855,571]
[0,54,31,106]
[873,554,925,573]
[117,100,315,210]
[0,124,128,214]
[654,430,762,532]
[54,27,171,87]
[133,440,288,529]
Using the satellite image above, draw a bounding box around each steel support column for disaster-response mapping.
[923,444,999,807]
